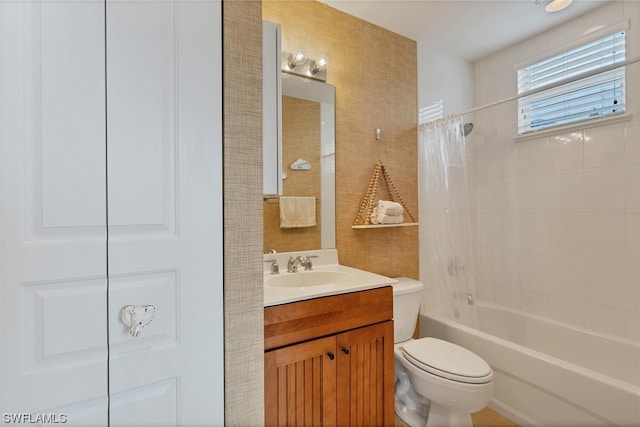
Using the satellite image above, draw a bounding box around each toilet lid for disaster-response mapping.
[402,337,493,384]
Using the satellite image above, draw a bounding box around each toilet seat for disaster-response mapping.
[401,338,493,384]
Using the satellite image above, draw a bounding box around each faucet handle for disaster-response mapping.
[287,256,299,273]
[302,256,316,270]
[264,258,279,274]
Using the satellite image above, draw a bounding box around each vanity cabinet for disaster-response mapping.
[264,287,394,426]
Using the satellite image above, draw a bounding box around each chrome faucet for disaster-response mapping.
[264,258,279,274]
[287,256,307,273]
[287,255,318,272]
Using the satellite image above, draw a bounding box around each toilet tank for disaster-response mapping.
[392,277,424,343]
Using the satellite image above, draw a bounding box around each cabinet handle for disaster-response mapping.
[327,352,335,360]
[341,347,350,355]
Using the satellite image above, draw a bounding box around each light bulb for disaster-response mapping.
[315,55,328,71]
[288,49,307,69]
[310,55,329,75]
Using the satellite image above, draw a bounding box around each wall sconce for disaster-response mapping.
[282,49,329,82]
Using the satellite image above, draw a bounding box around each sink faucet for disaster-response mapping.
[287,255,318,272]
[287,256,307,273]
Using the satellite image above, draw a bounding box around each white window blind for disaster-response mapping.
[517,30,625,135]
[420,100,444,124]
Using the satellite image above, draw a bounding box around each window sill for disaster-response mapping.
[514,113,633,143]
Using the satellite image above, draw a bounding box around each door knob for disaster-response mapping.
[121,304,155,337]
[327,352,335,360]
[341,347,350,355]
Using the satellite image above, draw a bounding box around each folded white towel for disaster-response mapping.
[370,206,404,225]
[377,213,404,224]
[279,196,316,228]
[378,200,403,216]
[370,206,380,224]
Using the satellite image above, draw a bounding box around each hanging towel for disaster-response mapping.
[279,196,316,228]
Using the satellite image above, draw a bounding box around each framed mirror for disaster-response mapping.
[263,75,335,253]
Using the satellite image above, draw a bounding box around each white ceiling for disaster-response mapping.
[321,0,610,61]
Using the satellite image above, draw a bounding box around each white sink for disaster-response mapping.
[265,270,350,288]
[263,249,396,307]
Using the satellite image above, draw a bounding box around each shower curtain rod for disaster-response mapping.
[425,55,640,125]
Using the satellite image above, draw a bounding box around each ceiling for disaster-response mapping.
[320,0,610,61]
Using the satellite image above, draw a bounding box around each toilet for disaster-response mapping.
[392,277,493,427]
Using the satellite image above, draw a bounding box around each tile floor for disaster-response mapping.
[395,407,519,427]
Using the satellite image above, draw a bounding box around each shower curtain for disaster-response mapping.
[419,116,475,324]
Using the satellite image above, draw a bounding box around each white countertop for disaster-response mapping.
[263,249,397,307]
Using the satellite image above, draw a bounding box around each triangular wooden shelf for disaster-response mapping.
[352,161,417,228]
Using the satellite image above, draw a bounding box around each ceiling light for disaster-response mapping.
[545,0,573,13]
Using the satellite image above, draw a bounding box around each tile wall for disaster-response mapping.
[473,1,640,341]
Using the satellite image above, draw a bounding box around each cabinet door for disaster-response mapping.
[265,336,337,426]
[336,321,394,427]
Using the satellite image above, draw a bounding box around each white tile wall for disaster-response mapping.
[472,1,640,342]
[584,125,626,168]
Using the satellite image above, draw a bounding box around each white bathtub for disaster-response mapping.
[420,303,640,426]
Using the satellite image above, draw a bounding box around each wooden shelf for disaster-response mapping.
[352,222,418,229]
[353,161,416,227]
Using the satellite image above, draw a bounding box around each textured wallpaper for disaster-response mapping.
[223,1,264,425]
[264,0,419,280]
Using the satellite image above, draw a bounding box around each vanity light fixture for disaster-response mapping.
[282,50,329,82]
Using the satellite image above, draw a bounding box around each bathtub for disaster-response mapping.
[420,303,640,427]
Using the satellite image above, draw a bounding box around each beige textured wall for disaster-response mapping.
[223,1,264,425]
[264,96,322,252]
[263,0,419,280]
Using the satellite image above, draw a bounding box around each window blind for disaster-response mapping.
[420,100,444,124]
[517,31,625,135]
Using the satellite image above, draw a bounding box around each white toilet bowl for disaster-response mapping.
[394,338,493,427]
[391,278,493,427]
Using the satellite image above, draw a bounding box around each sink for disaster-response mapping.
[263,249,396,306]
[265,271,350,288]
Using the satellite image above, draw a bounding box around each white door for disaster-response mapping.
[0,0,109,424]
[105,1,224,425]
[0,1,224,425]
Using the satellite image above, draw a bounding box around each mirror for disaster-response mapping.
[263,74,335,253]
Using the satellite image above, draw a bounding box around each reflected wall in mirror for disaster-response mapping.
[263,75,335,253]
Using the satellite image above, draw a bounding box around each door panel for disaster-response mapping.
[106,0,176,233]
[106,1,224,425]
[0,0,108,422]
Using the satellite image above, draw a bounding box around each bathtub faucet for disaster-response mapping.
[467,293,475,305]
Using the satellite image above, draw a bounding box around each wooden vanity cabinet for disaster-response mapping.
[264,287,394,426]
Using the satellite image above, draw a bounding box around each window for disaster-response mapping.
[517,29,626,135]
[420,100,444,124]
